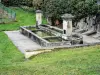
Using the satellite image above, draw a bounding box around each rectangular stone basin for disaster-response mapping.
[20,26,71,47]
[26,27,37,31]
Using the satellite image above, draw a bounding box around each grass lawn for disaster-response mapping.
[0,7,100,75]
[0,7,46,31]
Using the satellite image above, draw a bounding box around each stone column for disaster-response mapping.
[61,14,74,40]
[36,10,42,26]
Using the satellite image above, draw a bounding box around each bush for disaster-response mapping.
[2,0,33,6]
[32,0,43,9]
[42,0,98,21]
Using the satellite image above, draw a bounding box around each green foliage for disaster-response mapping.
[20,0,33,7]
[2,0,33,6]
[42,0,98,20]
[32,0,43,9]
[73,0,98,19]
[0,7,35,31]
[2,0,21,6]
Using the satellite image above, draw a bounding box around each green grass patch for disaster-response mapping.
[0,38,100,75]
[0,32,24,66]
[0,7,46,31]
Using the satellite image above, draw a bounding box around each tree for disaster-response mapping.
[32,0,43,9]
[42,0,98,24]
[2,0,33,6]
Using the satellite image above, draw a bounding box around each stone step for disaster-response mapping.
[82,35,100,44]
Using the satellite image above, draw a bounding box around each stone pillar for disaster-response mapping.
[36,10,42,26]
[61,14,74,40]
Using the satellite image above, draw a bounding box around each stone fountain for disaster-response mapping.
[20,11,83,48]
[12,10,100,58]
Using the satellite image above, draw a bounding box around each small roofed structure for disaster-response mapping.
[36,10,42,26]
[36,10,42,13]
[61,14,74,20]
[61,14,74,40]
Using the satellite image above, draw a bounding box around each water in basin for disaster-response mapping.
[45,37,67,42]
[33,30,54,37]
[26,27,38,31]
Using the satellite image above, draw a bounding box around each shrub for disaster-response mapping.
[42,0,98,21]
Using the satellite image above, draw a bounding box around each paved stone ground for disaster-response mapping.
[5,31,42,54]
[82,35,100,44]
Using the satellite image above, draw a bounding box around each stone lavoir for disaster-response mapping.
[20,10,100,49]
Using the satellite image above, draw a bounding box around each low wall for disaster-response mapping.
[20,26,49,47]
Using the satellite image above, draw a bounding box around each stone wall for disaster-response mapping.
[75,16,96,33]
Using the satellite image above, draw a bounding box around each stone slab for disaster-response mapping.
[82,35,100,43]
[5,31,42,54]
